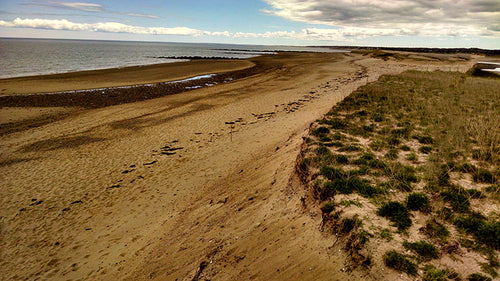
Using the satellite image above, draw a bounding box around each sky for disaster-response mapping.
[0,0,499,48]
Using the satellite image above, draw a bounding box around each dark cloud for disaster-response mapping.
[263,0,500,37]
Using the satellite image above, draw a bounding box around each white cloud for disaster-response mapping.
[1,17,497,42]
[10,18,89,31]
[262,0,500,38]
[24,1,159,19]
[1,18,201,35]
[54,1,103,12]
[0,20,15,27]
[25,1,104,12]
[0,18,398,40]
[125,13,159,19]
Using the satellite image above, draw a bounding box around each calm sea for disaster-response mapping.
[0,38,338,79]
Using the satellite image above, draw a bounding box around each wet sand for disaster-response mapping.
[0,52,478,280]
[0,59,254,95]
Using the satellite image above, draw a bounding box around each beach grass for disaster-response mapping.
[298,68,500,277]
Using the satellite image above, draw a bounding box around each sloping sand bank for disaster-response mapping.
[0,52,477,280]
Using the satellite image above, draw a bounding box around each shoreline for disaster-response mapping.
[0,54,283,109]
[0,59,190,80]
[0,58,256,96]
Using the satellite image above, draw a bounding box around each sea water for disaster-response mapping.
[0,38,338,79]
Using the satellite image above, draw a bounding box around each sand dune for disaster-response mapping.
[0,52,477,280]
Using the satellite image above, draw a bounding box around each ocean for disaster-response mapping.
[0,38,338,79]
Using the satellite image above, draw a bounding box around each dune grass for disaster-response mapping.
[298,68,499,277]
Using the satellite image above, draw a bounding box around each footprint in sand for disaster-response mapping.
[160,145,184,156]
[30,199,43,206]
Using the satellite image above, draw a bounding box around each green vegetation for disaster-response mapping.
[368,158,386,169]
[480,262,498,279]
[467,273,492,281]
[312,126,330,136]
[407,152,418,161]
[423,265,460,281]
[406,192,431,212]
[474,169,496,184]
[454,213,500,249]
[482,251,499,278]
[316,146,331,156]
[385,148,399,160]
[383,250,418,276]
[380,228,393,241]
[340,199,362,207]
[340,216,362,233]
[459,163,478,174]
[423,219,450,242]
[401,144,411,151]
[403,240,439,261]
[335,154,349,164]
[299,67,500,276]
[384,163,418,191]
[321,201,335,214]
[420,145,433,154]
[441,187,471,213]
[435,164,451,186]
[417,136,434,145]
[321,177,380,198]
[378,201,412,230]
[320,166,347,181]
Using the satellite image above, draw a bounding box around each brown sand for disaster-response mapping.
[0,52,478,280]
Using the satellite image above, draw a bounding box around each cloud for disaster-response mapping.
[0,18,201,35]
[54,1,103,12]
[25,1,103,12]
[125,13,159,19]
[262,0,500,37]
[24,1,159,19]
[0,17,497,42]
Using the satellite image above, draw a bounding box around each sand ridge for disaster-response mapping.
[0,52,478,280]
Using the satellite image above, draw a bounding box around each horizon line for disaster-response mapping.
[1,36,499,51]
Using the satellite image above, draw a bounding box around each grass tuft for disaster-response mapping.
[385,148,399,160]
[321,201,335,214]
[383,250,418,276]
[378,201,412,230]
[467,273,492,281]
[441,187,471,213]
[340,216,362,233]
[423,219,450,242]
[417,135,434,144]
[454,213,500,249]
[403,240,440,261]
[312,126,330,137]
[423,265,460,281]
[474,169,496,184]
[406,192,431,212]
[420,145,433,154]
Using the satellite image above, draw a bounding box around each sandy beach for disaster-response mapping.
[0,52,478,280]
